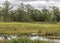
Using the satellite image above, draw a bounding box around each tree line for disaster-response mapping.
[0,1,60,22]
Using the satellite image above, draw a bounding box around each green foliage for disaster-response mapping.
[0,37,49,43]
[10,37,49,43]
[0,1,60,22]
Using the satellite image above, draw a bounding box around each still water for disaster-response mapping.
[0,35,60,43]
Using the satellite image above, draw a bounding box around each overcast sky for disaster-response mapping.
[0,0,60,9]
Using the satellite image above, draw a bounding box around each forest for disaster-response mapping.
[0,1,60,22]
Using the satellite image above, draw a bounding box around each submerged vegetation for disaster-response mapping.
[10,37,49,43]
[0,37,49,43]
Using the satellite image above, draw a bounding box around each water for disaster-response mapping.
[30,36,60,43]
[0,36,4,40]
[0,35,60,43]
[0,35,18,40]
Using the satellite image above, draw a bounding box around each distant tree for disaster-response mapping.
[52,6,60,22]
[14,3,31,22]
[26,4,42,22]
[0,1,60,22]
[30,9,41,22]
[41,7,51,22]
[10,10,16,21]
[0,7,2,21]
[1,0,12,22]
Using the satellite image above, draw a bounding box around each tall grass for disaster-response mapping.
[0,22,60,35]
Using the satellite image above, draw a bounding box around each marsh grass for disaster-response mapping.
[0,22,60,35]
[0,40,9,43]
[0,38,49,43]
[10,37,49,43]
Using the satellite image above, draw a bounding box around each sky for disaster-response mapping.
[0,0,60,9]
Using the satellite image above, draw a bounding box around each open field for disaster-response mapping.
[0,22,60,35]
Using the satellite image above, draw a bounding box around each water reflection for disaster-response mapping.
[0,35,60,43]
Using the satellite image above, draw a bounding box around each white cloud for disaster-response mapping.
[0,0,60,9]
